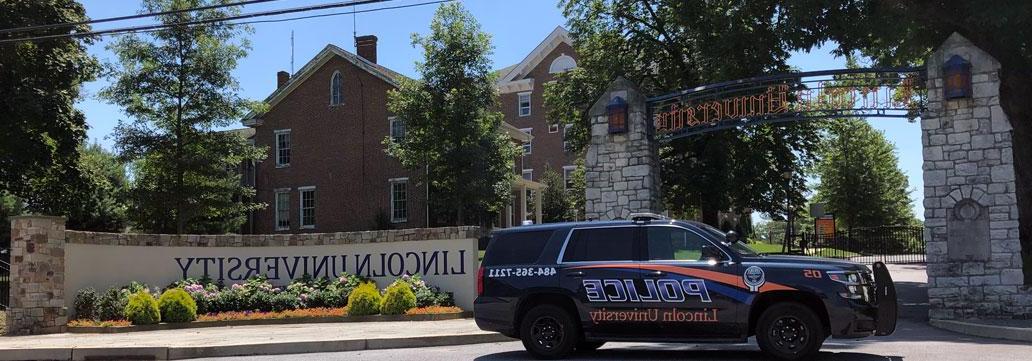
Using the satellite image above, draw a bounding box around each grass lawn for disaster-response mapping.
[745,242,784,254]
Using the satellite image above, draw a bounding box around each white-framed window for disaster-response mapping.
[562,165,576,190]
[389,116,405,143]
[299,186,316,229]
[389,178,408,223]
[330,71,343,106]
[275,129,291,167]
[274,189,291,231]
[548,54,577,74]
[518,92,531,117]
[549,124,559,133]
[520,128,532,155]
[522,169,533,181]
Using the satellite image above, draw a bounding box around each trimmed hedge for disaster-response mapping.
[124,291,160,325]
[346,283,382,316]
[158,288,197,323]
[380,282,417,315]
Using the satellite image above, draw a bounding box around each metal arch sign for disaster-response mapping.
[647,67,926,142]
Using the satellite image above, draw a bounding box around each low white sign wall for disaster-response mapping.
[62,228,480,311]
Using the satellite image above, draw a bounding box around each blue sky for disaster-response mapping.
[75,0,924,220]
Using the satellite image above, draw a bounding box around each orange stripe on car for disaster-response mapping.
[568,264,795,293]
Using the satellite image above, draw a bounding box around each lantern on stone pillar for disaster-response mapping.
[943,55,972,100]
[607,96,628,134]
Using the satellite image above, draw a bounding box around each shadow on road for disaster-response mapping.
[474,349,901,361]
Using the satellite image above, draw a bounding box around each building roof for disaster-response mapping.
[243,44,408,126]
[495,26,572,85]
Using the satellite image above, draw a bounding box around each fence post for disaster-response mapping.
[7,216,67,335]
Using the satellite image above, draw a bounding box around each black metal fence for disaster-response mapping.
[0,258,8,310]
[767,225,925,264]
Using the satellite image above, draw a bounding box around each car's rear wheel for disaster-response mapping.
[756,302,825,360]
[575,340,605,352]
[519,304,578,359]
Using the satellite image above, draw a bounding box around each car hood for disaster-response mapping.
[744,254,868,271]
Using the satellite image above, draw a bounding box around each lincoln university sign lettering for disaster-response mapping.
[649,67,926,141]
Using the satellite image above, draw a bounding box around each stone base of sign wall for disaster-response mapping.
[584,77,663,220]
[922,33,1032,320]
[7,216,68,335]
[6,215,481,335]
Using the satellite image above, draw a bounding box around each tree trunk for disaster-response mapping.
[700,206,720,227]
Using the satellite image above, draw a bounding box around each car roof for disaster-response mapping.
[490,219,721,235]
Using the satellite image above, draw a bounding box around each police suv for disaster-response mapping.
[474,214,897,360]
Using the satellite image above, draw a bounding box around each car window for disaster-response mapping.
[646,227,707,261]
[483,230,553,266]
[562,227,637,262]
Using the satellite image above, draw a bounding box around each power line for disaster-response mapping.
[0,0,282,35]
[0,0,402,45]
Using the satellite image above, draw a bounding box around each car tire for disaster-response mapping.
[519,304,578,359]
[575,341,605,352]
[756,302,825,361]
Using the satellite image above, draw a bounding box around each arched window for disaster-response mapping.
[549,54,577,74]
[330,71,343,105]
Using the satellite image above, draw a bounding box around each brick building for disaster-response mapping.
[244,28,577,233]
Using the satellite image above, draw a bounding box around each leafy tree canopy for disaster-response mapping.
[813,119,915,229]
[0,0,99,198]
[386,3,519,226]
[103,0,266,234]
[549,0,823,225]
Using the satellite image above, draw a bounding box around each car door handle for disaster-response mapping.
[646,270,665,277]
[566,271,584,278]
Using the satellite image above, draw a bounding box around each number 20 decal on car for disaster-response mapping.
[803,269,823,279]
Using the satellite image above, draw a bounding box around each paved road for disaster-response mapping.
[192,265,1032,361]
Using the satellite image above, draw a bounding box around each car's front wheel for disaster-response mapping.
[756,302,825,360]
[519,304,578,359]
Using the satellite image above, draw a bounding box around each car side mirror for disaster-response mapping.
[725,230,739,243]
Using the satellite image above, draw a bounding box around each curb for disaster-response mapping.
[929,319,1032,343]
[0,333,514,360]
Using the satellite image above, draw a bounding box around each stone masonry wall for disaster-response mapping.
[922,33,1032,319]
[7,216,68,335]
[585,77,663,220]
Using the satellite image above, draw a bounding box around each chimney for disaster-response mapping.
[356,35,378,64]
[277,70,290,89]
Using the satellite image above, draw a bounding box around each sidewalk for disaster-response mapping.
[0,318,511,360]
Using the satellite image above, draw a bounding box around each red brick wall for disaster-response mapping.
[250,55,427,233]
[499,42,579,183]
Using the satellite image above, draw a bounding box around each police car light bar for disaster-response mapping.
[630,213,667,223]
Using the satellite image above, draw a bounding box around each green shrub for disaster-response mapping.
[74,288,99,320]
[124,291,160,325]
[270,292,300,312]
[96,288,129,321]
[246,290,275,311]
[158,289,197,323]
[209,289,243,313]
[380,281,417,315]
[346,282,382,316]
[399,274,454,307]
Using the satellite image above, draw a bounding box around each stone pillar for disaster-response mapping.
[585,77,663,220]
[7,216,68,334]
[922,33,1032,320]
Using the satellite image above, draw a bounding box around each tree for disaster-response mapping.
[21,144,129,232]
[102,0,265,234]
[547,0,823,226]
[814,119,915,229]
[386,3,519,227]
[540,168,572,222]
[778,0,1032,282]
[0,192,24,249]
[0,0,98,199]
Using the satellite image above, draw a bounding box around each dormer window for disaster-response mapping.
[330,71,343,106]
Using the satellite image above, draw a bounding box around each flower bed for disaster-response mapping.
[70,273,460,331]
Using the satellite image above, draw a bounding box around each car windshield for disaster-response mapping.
[694,222,761,257]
